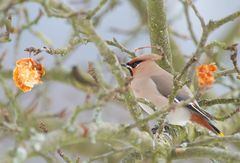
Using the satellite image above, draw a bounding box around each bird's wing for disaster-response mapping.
[150,75,192,100]
[150,75,213,121]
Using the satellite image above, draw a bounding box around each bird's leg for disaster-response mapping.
[151,124,159,134]
[151,124,159,150]
[151,120,167,149]
[151,119,166,135]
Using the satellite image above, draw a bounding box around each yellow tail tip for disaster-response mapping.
[218,132,224,137]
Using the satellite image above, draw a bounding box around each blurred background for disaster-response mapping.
[0,0,240,162]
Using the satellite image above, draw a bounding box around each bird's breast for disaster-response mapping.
[130,77,191,126]
[130,77,168,108]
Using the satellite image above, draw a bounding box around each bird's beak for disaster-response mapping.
[121,63,127,67]
[121,63,132,70]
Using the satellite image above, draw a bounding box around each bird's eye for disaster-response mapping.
[132,62,139,68]
[129,60,143,68]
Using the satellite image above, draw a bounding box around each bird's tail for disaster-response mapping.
[190,113,224,137]
[208,121,224,137]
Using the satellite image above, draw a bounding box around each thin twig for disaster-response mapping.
[227,44,240,76]
[215,68,236,78]
[125,99,194,130]
[172,146,240,162]
[207,11,240,33]
[169,2,218,103]
[70,102,102,125]
[189,1,205,28]
[24,37,89,56]
[88,147,132,162]
[212,108,240,121]
[205,41,228,50]
[187,134,240,147]
[181,0,198,44]
[199,98,240,106]
[106,38,136,57]
[57,149,73,163]
[170,29,190,40]
[86,0,108,19]
[93,0,119,26]
[21,9,43,30]
[174,7,240,83]
[0,76,21,123]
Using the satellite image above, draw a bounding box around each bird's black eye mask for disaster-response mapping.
[124,60,143,76]
[127,60,143,68]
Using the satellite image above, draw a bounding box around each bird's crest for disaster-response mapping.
[127,54,162,65]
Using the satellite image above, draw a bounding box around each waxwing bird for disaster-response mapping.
[122,54,224,136]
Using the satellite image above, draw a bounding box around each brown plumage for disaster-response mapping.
[123,54,224,136]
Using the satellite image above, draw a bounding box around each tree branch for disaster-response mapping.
[187,134,240,147]
[172,146,240,162]
[207,11,240,33]
[147,0,173,72]
[74,19,145,128]
[181,0,198,45]
[199,98,240,106]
